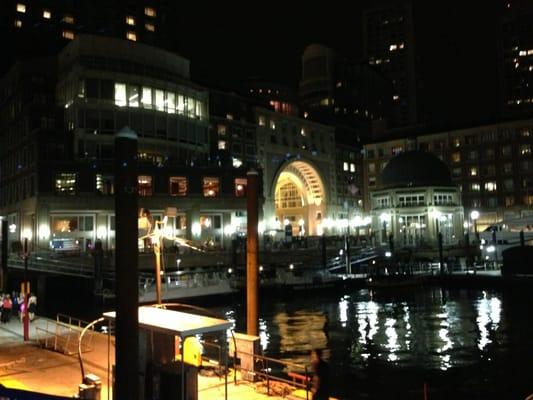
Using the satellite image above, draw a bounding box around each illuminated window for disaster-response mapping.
[177,95,184,114]
[258,116,266,126]
[186,97,195,118]
[451,152,461,163]
[96,174,114,195]
[144,7,156,17]
[16,3,26,13]
[55,173,77,195]
[300,127,306,136]
[393,95,399,101]
[43,9,51,19]
[52,216,81,233]
[155,89,164,111]
[166,92,175,114]
[203,177,220,197]
[368,163,375,173]
[270,120,276,130]
[169,177,187,196]
[141,87,152,108]
[126,16,135,25]
[145,23,155,32]
[14,19,22,28]
[505,196,514,207]
[319,98,330,106]
[114,83,127,107]
[350,163,356,173]
[126,31,137,41]
[470,183,480,191]
[218,140,226,150]
[62,30,74,40]
[195,101,203,119]
[520,144,531,155]
[138,175,152,196]
[234,178,247,197]
[62,15,74,24]
[484,181,497,192]
[343,162,349,171]
[127,84,139,107]
[389,44,397,51]
[470,167,478,176]
[453,138,461,147]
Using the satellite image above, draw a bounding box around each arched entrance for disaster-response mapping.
[273,160,325,236]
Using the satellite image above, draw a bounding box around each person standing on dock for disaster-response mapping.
[310,348,330,400]
[28,293,37,321]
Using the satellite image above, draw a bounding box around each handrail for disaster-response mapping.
[78,317,105,381]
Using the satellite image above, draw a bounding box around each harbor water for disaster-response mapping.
[211,286,533,399]
[41,280,533,399]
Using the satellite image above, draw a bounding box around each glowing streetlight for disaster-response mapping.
[470,210,480,241]
[138,214,203,304]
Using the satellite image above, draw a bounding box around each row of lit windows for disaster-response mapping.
[257,115,310,137]
[56,173,247,198]
[15,3,154,19]
[113,83,205,119]
[469,182,498,192]
[342,162,356,173]
[389,42,405,51]
[15,4,74,22]
[125,24,155,41]
[507,98,533,106]
[451,144,531,162]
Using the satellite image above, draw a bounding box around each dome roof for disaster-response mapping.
[378,151,452,189]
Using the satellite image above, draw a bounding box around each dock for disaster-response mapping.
[0,316,308,400]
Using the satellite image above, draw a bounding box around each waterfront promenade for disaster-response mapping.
[0,316,305,400]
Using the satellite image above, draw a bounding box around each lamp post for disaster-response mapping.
[379,213,390,245]
[21,236,30,341]
[470,210,480,242]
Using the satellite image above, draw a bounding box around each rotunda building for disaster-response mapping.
[370,151,464,248]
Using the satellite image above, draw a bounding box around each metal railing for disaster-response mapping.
[234,350,311,399]
[35,314,96,355]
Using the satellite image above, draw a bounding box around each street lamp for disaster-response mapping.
[138,214,203,304]
[470,210,480,242]
[380,213,390,244]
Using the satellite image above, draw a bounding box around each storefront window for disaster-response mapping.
[138,175,152,196]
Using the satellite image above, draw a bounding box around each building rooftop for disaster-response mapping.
[378,150,452,189]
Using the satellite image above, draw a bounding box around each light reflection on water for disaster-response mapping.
[214,288,509,371]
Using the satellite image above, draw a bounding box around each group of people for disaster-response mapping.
[0,292,37,323]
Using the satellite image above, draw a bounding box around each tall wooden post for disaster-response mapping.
[23,238,29,341]
[246,170,259,336]
[115,126,139,400]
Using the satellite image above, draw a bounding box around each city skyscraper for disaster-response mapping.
[362,0,417,128]
[499,0,533,119]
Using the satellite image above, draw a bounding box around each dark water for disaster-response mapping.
[210,287,533,400]
[41,279,533,400]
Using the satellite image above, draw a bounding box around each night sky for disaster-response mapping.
[172,1,501,129]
